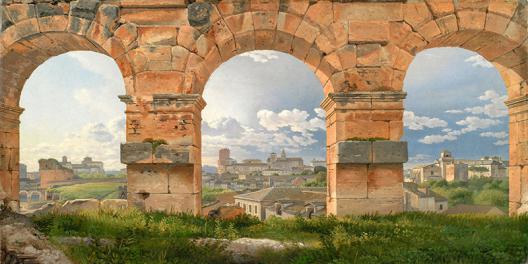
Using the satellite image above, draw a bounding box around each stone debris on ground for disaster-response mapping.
[194,237,304,264]
[0,203,73,264]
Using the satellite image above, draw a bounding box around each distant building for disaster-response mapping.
[234,187,325,220]
[444,204,506,216]
[403,182,448,213]
[19,163,27,179]
[60,156,105,175]
[27,172,40,180]
[218,148,306,175]
[39,158,74,188]
[311,159,326,168]
[458,156,508,179]
[410,150,506,183]
[411,164,442,184]
[267,149,304,172]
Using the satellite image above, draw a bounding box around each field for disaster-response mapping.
[49,182,125,201]
[32,210,528,264]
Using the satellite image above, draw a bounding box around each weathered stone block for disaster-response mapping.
[168,165,200,193]
[36,3,64,17]
[153,145,192,164]
[127,164,169,193]
[70,0,100,20]
[332,164,368,199]
[372,141,408,164]
[121,143,153,164]
[138,26,177,46]
[349,21,389,44]
[129,192,201,214]
[336,141,371,164]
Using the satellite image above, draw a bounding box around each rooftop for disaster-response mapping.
[403,182,448,202]
[444,204,506,215]
[234,187,324,202]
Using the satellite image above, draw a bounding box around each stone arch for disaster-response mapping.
[0,3,139,106]
[392,1,527,95]
[29,191,41,202]
[0,1,137,204]
[392,1,527,215]
[171,1,348,96]
[19,190,28,202]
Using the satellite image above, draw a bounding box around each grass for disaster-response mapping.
[202,187,232,204]
[32,209,528,264]
[49,182,125,201]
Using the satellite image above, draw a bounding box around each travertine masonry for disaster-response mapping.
[0,0,526,216]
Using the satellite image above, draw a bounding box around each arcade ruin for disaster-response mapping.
[0,0,526,216]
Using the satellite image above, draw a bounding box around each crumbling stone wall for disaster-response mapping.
[0,0,526,216]
[38,159,74,189]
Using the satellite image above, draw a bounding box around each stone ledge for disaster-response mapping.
[121,143,194,165]
[321,91,407,110]
[335,140,407,164]
[505,95,528,109]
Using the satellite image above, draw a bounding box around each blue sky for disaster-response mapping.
[19,48,508,171]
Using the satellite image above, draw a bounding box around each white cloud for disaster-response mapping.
[257,108,325,134]
[445,109,464,114]
[404,111,448,130]
[239,50,280,63]
[480,131,508,139]
[314,108,326,118]
[21,116,126,171]
[464,90,508,118]
[202,108,325,166]
[480,131,509,146]
[418,116,501,145]
[67,51,124,81]
[419,133,459,144]
[494,139,508,146]
[203,117,245,138]
[408,154,434,164]
[464,54,493,68]
[456,116,501,133]
[73,88,92,104]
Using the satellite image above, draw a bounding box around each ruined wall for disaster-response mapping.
[1,0,527,215]
[38,159,74,188]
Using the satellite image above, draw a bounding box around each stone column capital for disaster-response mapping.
[320,91,407,112]
[118,94,207,111]
[0,104,24,125]
[152,94,206,110]
[505,95,528,109]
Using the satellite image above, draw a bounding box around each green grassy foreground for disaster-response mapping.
[49,182,124,201]
[32,210,528,264]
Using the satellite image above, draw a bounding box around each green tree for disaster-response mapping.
[314,166,327,174]
[448,188,473,205]
[475,189,508,208]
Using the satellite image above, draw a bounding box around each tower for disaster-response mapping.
[280,149,286,158]
[438,150,454,179]
[218,148,230,173]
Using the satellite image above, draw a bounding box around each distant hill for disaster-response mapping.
[202,165,217,174]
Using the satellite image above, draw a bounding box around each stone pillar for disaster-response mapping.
[119,94,205,215]
[0,104,23,207]
[321,92,407,216]
[505,95,528,215]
